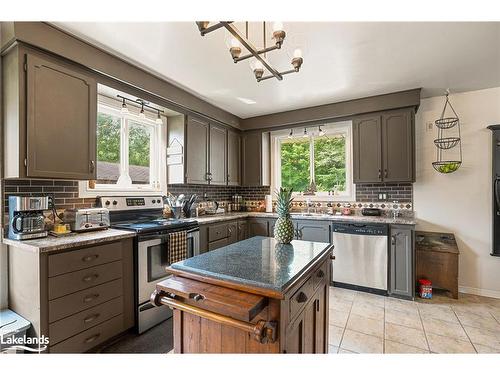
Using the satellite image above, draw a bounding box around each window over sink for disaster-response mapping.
[271,121,355,201]
[79,91,167,197]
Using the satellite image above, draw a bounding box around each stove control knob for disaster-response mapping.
[152,199,156,204]
[99,222,105,226]
[112,200,118,205]
[105,200,110,206]
[85,223,91,228]
[156,199,161,204]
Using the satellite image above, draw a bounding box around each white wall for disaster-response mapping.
[414,87,500,298]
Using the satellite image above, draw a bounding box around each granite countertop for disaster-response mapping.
[171,236,332,295]
[2,228,136,253]
[195,211,416,225]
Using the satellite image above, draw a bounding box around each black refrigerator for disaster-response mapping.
[488,124,500,256]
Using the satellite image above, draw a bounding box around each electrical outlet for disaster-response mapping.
[426,122,434,132]
[378,192,388,201]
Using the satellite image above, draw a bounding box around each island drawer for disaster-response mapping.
[49,314,124,353]
[48,241,123,277]
[208,223,229,242]
[48,260,123,300]
[49,279,123,322]
[49,296,123,345]
[289,277,314,320]
[156,276,267,322]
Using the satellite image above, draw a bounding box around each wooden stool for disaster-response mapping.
[416,231,459,299]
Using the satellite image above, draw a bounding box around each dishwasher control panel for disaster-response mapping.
[332,223,388,236]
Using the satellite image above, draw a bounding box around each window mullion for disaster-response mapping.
[310,136,315,183]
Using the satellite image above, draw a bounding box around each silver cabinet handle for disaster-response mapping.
[83,293,99,303]
[84,333,100,344]
[82,254,99,262]
[82,274,99,283]
[90,160,95,173]
[83,313,100,324]
[384,169,388,178]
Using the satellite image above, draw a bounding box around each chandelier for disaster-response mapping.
[195,21,304,82]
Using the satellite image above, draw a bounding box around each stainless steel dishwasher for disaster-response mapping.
[331,223,389,294]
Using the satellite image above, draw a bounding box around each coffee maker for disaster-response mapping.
[8,196,49,240]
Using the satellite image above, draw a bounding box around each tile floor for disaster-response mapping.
[328,287,500,354]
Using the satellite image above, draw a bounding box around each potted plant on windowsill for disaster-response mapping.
[274,187,295,244]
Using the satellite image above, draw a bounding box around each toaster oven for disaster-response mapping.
[63,208,110,232]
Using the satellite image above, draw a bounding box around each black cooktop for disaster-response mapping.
[112,218,198,234]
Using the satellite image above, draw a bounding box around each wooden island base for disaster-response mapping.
[152,243,332,354]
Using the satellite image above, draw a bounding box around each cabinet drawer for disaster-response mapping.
[313,261,328,290]
[49,296,123,345]
[50,314,124,353]
[48,241,123,277]
[49,279,122,323]
[209,223,229,242]
[208,237,229,251]
[289,277,314,321]
[48,260,123,300]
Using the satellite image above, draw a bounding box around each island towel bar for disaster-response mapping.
[151,290,277,344]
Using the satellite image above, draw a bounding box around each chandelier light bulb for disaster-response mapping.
[254,60,264,70]
[272,21,284,32]
[230,37,241,48]
[293,48,303,59]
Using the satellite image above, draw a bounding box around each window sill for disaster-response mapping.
[78,181,165,198]
[290,194,356,202]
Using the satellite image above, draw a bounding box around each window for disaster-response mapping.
[80,100,166,196]
[271,121,354,201]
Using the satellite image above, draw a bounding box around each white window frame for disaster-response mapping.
[270,120,355,201]
[79,102,167,198]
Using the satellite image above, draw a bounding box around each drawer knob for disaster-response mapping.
[84,333,100,344]
[316,269,325,278]
[83,293,99,303]
[296,291,308,303]
[82,254,99,262]
[190,293,205,302]
[82,274,99,283]
[83,313,100,324]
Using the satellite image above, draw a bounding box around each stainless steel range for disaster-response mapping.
[99,196,199,333]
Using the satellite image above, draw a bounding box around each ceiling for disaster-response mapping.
[53,22,500,119]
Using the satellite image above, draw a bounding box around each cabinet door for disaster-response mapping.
[237,220,248,241]
[268,219,277,237]
[199,225,209,254]
[227,221,238,245]
[353,115,382,183]
[242,132,262,186]
[227,131,241,186]
[296,220,331,243]
[389,226,414,298]
[314,282,328,353]
[26,53,97,179]
[209,124,227,185]
[248,219,269,237]
[285,310,305,353]
[382,109,414,182]
[186,117,209,184]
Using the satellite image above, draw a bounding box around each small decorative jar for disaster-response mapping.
[419,279,433,299]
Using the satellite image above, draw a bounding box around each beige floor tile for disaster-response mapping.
[351,301,385,320]
[455,310,500,332]
[328,345,339,354]
[463,325,500,350]
[338,348,358,354]
[330,309,350,328]
[330,287,357,302]
[385,308,422,330]
[426,332,476,353]
[355,292,385,308]
[385,298,418,313]
[330,298,353,313]
[340,329,384,353]
[384,340,429,354]
[346,313,384,338]
[417,304,459,323]
[422,317,468,340]
[329,324,344,347]
[384,322,428,350]
[474,344,499,354]
[452,304,496,318]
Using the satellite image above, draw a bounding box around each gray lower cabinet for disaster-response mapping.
[389,225,415,299]
[237,220,248,241]
[248,218,270,237]
[295,220,331,243]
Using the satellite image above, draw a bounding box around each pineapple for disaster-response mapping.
[273,187,295,244]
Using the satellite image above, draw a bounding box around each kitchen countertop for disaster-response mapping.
[170,236,333,294]
[2,228,136,253]
[195,211,416,225]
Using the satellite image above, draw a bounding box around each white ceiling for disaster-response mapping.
[53,22,500,119]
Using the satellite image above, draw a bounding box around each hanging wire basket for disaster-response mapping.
[434,94,460,129]
[432,161,462,174]
[433,137,461,150]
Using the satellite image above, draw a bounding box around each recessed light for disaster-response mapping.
[236,97,256,105]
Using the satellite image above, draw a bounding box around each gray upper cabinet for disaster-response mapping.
[389,225,415,299]
[227,130,241,186]
[353,108,415,183]
[382,109,414,182]
[3,47,97,179]
[242,132,262,186]
[185,117,209,184]
[353,115,382,183]
[209,124,227,185]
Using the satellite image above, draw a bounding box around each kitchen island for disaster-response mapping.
[151,236,333,353]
